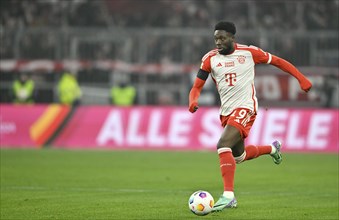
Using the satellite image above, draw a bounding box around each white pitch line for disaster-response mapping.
[2,186,334,197]
[1,186,192,193]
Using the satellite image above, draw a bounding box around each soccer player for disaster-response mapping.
[188,21,312,212]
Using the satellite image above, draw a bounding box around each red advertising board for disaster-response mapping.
[0,104,71,147]
[0,105,47,147]
[54,106,338,153]
[1,104,338,153]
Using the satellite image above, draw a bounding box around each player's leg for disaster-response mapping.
[225,108,283,165]
[234,141,283,165]
[213,124,240,211]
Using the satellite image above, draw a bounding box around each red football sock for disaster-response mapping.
[244,145,272,161]
[218,148,236,192]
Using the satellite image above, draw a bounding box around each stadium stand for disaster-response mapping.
[0,0,338,106]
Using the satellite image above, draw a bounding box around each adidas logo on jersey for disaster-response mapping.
[216,63,222,67]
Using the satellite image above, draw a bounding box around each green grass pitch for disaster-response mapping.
[1,148,338,220]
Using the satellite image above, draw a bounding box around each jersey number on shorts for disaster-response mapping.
[231,109,253,127]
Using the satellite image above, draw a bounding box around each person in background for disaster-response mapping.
[321,73,338,108]
[188,21,312,212]
[12,73,36,104]
[110,80,136,106]
[58,71,82,106]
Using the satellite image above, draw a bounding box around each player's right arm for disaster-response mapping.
[188,50,215,113]
[189,70,209,113]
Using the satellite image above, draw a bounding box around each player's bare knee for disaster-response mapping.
[216,137,233,150]
[216,142,224,150]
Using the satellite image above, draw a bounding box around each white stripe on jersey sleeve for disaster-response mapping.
[267,53,272,64]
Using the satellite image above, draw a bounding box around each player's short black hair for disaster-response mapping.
[214,21,236,35]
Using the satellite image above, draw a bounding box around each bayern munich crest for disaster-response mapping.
[237,55,246,64]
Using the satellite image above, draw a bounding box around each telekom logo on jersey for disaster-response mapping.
[225,73,237,86]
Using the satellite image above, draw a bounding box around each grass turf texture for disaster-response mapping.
[1,149,338,220]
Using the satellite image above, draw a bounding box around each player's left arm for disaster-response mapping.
[250,45,312,93]
[270,55,312,92]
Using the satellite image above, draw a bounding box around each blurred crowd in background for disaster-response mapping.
[0,0,338,107]
[1,0,338,30]
[1,0,338,60]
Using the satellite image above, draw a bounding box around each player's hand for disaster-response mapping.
[189,102,199,113]
[300,78,312,93]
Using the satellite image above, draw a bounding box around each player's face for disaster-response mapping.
[214,30,235,55]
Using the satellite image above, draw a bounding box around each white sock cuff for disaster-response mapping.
[217,147,232,155]
[223,191,235,199]
[270,145,277,154]
[234,152,246,164]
